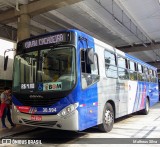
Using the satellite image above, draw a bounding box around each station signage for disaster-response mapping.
[23,33,68,49]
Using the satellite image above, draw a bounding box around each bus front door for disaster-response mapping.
[117,80,128,117]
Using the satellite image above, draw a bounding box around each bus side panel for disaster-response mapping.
[78,85,98,131]
[76,31,98,131]
[128,81,145,113]
[97,78,118,124]
[128,81,159,114]
[148,82,159,106]
[94,40,119,124]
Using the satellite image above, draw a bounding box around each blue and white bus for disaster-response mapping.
[9,29,159,132]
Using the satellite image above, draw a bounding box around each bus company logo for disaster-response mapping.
[29,95,43,98]
[43,82,62,91]
[29,107,37,114]
[2,139,12,144]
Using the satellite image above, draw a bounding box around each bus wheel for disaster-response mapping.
[98,103,114,132]
[141,98,149,115]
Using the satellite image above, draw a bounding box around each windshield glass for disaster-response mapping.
[13,47,76,92]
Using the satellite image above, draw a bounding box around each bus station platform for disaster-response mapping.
[0,121,36,139]
[0,102,160,145]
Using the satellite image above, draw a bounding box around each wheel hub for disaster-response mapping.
[105,110,113,125]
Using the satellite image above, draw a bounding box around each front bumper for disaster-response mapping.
[12,105,79,131]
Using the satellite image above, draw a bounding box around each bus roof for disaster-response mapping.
[71,29,157,71]
[17,29,157,71]
[125,53,157,70]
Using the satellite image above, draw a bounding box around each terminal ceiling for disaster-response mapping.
[0,0,160,70]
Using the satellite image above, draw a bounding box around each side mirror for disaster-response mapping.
[86,48,94,64]
[3,48,16,71]
[4,56,8,71]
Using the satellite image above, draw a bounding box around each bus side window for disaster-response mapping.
[137,64,143,81]
[142,66,147,81]
[117,56,129,80]
[81,49,86,73]
[104,50,117,78]
[148,69,152,82]
[129,60,137,81]
[81,49,99,89]
[143,67,149,82]
[153,70,157,83]
[150,70,156,83]
[146,68,150,82]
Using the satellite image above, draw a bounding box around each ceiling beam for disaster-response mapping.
[0,23,51,41]
[117,42,160,53]
[0,24,17,41]
[115,0,152,43]
[146,61,160,70]
[0,0,83,23]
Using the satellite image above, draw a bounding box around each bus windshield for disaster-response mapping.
[13,46,76,92]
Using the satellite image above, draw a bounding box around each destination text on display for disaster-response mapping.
[24,34,66,49]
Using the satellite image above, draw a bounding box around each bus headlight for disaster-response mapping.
[13,106,20,113]
[57,103,78,117]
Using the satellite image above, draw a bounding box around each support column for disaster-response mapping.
[17,13,30,41]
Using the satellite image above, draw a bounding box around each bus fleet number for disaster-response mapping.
[43,108,56,113]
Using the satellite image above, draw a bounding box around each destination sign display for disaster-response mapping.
[23,33,68,49]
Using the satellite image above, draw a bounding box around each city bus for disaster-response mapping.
[5,29,159,132]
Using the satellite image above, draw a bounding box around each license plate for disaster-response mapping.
[31,115,42,121]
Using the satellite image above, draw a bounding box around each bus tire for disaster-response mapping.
[141,98,149,115]
[98,103,114,132]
